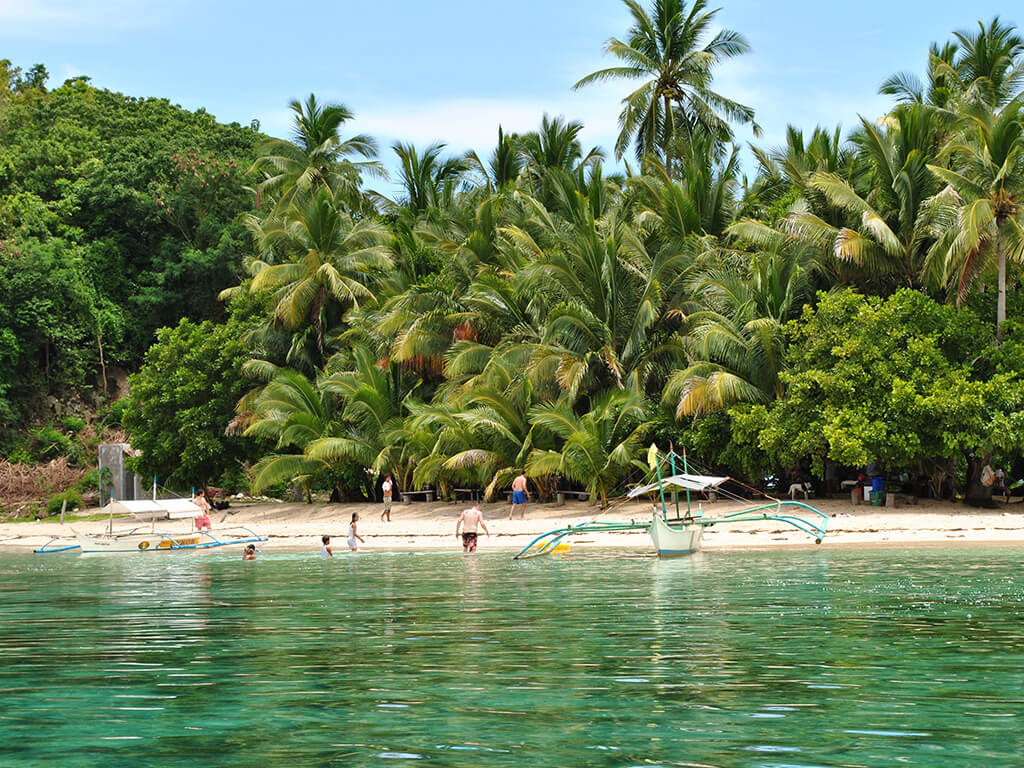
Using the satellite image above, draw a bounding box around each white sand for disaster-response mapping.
[4,496,1024,554]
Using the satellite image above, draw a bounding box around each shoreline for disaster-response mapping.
[4,497,1024,554]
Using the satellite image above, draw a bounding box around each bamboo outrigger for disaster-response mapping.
[514,448,828,559]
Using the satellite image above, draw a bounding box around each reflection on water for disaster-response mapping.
[1,547,1023,767]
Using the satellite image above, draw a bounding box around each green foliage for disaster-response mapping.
[8,17,1024,508]
[45,490,82,516]
[755,290,1024,485]
[61,415,86,433]
[0,66,258,438]
[123,317,263,489]
[27,424,72,462]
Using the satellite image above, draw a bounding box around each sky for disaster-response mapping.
[0,0,1018,185]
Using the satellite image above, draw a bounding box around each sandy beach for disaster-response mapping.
[5,495,1024,554]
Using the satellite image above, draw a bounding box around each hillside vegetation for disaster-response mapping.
[3,4,1024,514]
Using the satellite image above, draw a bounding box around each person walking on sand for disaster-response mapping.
[348,512,366,551]
[456,501,489,552]
[509,471,530,520]
[381,474,393,522]
[321,535,333,558]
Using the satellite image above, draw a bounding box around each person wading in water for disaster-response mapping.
[456,501,489,552]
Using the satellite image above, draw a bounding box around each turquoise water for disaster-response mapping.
[2,547,1023,767]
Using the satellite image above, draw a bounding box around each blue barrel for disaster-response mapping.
[872,476,885,494]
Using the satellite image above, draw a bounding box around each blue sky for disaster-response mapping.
[0,0,1017,182]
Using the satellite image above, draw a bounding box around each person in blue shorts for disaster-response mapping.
[508,471,530,520]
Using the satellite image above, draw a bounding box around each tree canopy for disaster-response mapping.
[6,4,1024,506]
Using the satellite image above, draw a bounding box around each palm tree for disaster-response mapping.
[243,368,336,498]
[249,94,381,213]
[928,97,1024,336]
[880,42,960,109]
[573,0,759,166]
[305,346,427,492]
[383,142,469,215]
[952,18,1024,108]
[410,383,537,499]
[465,126,524,193]
[782,106,951,292]
[526,388,650,506]
[242,188,393,356]
[519,186,689,401]
[662,247,809,416]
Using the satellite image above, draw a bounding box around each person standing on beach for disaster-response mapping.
[321,535,333,558]
[194,489,212,531]
[381,474,393,522]
[509,471,530,519]
[456,501,489,552]
[348,512,366,551]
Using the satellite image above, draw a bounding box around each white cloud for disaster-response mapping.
[350,90,622,158]
[0,0,180,36]
[255,82,629,165]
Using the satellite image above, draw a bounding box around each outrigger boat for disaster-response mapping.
[33,498,267,554]
[514,448,828,559]
[35,526,268,554]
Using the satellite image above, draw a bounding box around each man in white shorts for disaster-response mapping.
[381,474,393,521]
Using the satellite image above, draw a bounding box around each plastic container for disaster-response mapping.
[870,491,884,507]
[871,477,885,494]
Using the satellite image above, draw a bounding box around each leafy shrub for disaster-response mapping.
[28,425,71,461]
[99,398,129,429]
[45,490,82,516]
[61,415,86,433]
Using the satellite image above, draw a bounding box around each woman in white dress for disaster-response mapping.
[348,512,366,551]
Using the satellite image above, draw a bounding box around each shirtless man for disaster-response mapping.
[508,471,530,520]
[456,501,489,552]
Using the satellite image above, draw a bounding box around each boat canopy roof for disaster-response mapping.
[627,473,729,498]
[103,499,203,520]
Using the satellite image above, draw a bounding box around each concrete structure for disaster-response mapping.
[98,443,143,502]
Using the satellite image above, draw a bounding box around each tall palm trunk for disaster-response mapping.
[997,223,1007,341]
[995,234,1003,339]
[663,92,674,177]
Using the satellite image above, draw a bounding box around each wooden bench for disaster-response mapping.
[401,490,435,504]
[556,490,590,506]
[454,488,482,501]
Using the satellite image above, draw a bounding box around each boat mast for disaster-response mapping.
[655,449,668,519]
[669,445,680,519]
[682,448,691,517]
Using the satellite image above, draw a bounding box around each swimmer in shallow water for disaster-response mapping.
[321,535,333,558]
[242,544,257,560]
[348,512,366,551]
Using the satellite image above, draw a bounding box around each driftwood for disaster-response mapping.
[0,457,85,507]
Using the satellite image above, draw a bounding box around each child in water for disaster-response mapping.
[242,544,257,560]
[348,512,366,551]
[321,535,333,558]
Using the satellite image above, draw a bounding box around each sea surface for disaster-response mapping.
[1,546,1023,767]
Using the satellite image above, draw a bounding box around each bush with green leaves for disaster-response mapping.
[45,490,82,516]
[123,317,265,490]
[753,289,1024,491]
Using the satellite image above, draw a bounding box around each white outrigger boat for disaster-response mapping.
[34,498,267,554]
[36,525,268,555]
[514,448,828,559]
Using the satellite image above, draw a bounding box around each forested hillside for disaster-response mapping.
[0,60,258,432]
[3,2,1024,515]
